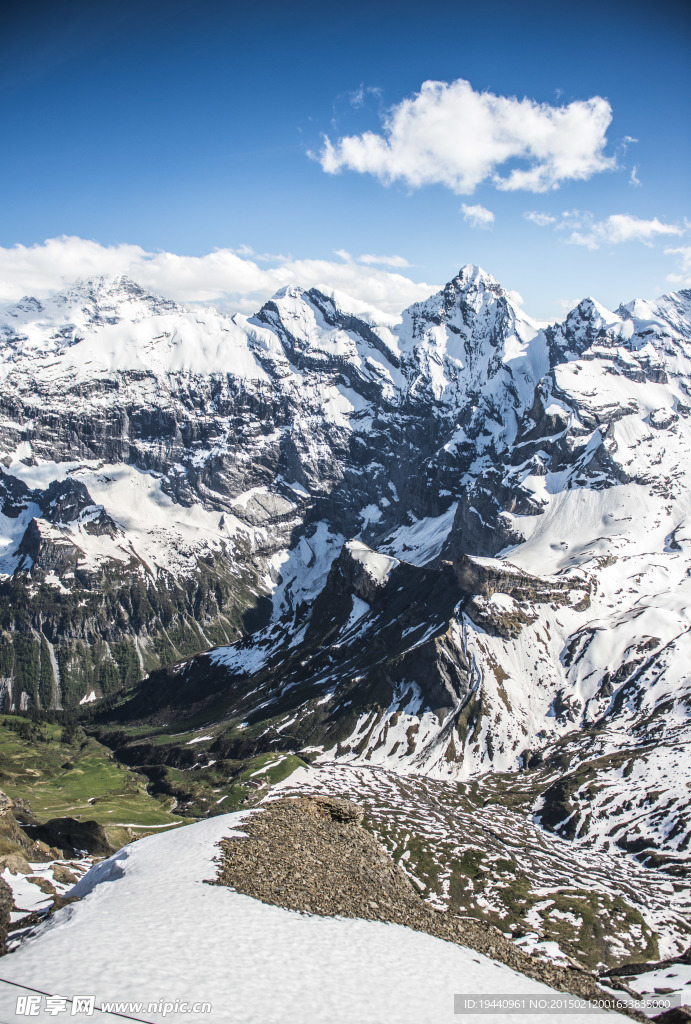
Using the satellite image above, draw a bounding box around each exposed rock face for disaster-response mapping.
[39,479,104,527]
[454,554,591,639]
[453,553,589,605]
[16,517,83,573]
[0,854,32,874]
[51,864,78,885]
[0,459,264,708]
[21,817,115,857]
[0,788,43,861]
[332,542,396,604]
[0,876,12,954]
[105,553,478,774]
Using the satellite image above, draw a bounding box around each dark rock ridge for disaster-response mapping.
[100,548,597,779]
[98,551,475,749]
[15,517,82,574]
[0,877,11,955]
[454,554,591,639]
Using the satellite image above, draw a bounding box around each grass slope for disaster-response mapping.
[0,716,184,848]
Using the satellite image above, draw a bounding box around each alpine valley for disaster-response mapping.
[1,266,690,984]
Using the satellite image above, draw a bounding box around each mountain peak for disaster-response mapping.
[437,264,507,313]
[401,265,521,340]
[565,296,614,325]
[63,274,166,305]
[270,285,305,302]
[454,264,501,293]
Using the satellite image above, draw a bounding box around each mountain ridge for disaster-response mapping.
[1,265,690,714]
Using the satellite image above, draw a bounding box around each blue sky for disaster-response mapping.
[1,0,689,319]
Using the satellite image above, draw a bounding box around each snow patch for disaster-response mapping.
[0,815,631,1023]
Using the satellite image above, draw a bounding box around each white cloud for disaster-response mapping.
[349,84,381,109]
[357,253,411,267]
[461,203,495,229]
[558,297,584,315]
[568,214,685,249]
[665,246,691,287]
[525,208,686,251]
[524,211,557,227]
[629,165,640,186]
[317,78,615,195]
[0,237,436,316]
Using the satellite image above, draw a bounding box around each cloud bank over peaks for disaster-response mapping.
[317,78,615,195]
[0,237,436,316]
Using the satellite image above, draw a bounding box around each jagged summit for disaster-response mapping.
[3,273,177,318]
[401,263,503,313]
[566,296,612,320]
[60,272,148,296]
[453,263,504,293]
[397,267,539,363]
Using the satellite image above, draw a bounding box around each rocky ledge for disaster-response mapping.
[211,796,647,1020]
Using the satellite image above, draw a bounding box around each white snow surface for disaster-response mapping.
[380,503,458,566]
[0,278,269,382]
[0,815,629,1023]
[346,539,398,582]
[1,457,252,580]
[625,961,691,1006]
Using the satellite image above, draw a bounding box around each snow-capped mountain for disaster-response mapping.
[0,267,549,709]
[1,268,690,877]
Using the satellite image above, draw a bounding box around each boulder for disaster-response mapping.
[26,875,57,895]
[0,853,32,875]
[52,864,78,886]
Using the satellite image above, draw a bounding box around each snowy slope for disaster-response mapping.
[0,815,632,1024]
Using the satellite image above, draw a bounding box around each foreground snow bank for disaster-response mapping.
[0,814,629,1023]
